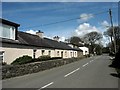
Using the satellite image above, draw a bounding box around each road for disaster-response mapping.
[2,55,118,89]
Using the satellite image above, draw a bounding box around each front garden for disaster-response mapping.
[11,55,62,65]
[2,55,85,79]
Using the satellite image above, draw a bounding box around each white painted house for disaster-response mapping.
[79,47,89,55]
[0,18,83,64]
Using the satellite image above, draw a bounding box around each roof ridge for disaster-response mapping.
[18,31,40,38]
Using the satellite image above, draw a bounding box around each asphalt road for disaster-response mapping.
[2,55,118,89]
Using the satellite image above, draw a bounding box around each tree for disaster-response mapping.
[94,44,103,55]
[83,31,103,54]
[69,36,84,46]
[104,26,120,52]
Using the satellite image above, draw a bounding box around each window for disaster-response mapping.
[0,24,15,40]
[75,52,77,57]
[48,51,51,56]
[61,51,63,58]
[42,50,45,55]
[0,51,4,63]
[71,52,73,57]
[57,51,59,56]
[33,49,37,59]
[65,51,67,57]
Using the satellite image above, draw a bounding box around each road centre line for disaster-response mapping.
[64,68,80,77]
[64,59,95,78]
[90,61,92,63]
[40,58,95,89]
[90,60,94,63]
[40,58,95,88]
[40,82,54,89]
[82,63,89,67]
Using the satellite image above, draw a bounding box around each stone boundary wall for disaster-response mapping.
[2,57,85,79]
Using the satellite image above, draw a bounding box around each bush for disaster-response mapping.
[38,55,51,61]
[109,48,120,69]
[2,62,7,66]
[34,56,62,62]
[50,57,62,60]
[109,52,115,57]
[84,54,90,57]
[11,55,32,65]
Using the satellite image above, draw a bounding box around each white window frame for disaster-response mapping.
[48,51,51,56]
[0,51,4,63]
[0,24,16,40]
[65,51,67,57]
[57,51,59,56]
[41,50,45,55]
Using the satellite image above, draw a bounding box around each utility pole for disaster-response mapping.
[109,9,117,53]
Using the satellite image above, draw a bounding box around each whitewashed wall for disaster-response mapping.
[79,47,89,55]
[2,47,33,64]
[2,46,79,64]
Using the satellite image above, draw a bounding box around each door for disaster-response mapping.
[61,51,63,58]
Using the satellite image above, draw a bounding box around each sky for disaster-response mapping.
[1,2,119,46]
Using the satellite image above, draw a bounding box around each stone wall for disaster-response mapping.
[2,57,85,79]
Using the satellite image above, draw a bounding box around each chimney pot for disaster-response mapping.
[36,30,44,38]
[53,36,60,41]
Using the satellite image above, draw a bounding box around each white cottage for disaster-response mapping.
[79,47,89,55]
[1,18,83,64]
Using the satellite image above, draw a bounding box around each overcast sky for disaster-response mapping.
[2,2,119,46]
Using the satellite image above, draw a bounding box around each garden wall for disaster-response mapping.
[2,57,85,79]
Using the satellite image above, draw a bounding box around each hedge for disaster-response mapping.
[11,55,33,65]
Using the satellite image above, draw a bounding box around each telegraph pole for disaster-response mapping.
[109,9,117,53]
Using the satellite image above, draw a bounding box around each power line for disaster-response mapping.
[20,10,109,30]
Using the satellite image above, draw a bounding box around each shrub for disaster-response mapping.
[50,57,62,60]
[84,54,90,57]
[11,55,32,65]
[2,62,7,66]
[34,56,62,62]
[109,52,115,57]
[109,48,120,69]
[38,55,51,61]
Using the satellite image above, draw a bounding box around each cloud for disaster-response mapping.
[26,30,37,35]
[25,30,66,42]
[59,36,66,42]
[80,13,93,21]
[102,34,110,47]
[101,20,109,27]
[74,23,100,37]
[46,36,66,42]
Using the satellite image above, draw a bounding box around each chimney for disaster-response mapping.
[53,36,60,41]
[36,30,44,38]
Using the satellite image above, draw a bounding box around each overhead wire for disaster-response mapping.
[20,10,109,30]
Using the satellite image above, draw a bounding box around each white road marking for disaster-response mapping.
[64,68,80,77]
[40,82,54,89]
[82,63,89,67]
[90,60,92,63]
[90,60,94,63]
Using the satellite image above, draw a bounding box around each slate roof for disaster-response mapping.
[1,37,20,44]
[18,31,53,48]
[1,31,82,51]
[0,18,20,27]
[44,38,73,50]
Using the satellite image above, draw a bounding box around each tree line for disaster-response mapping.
[67,25,120,55]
